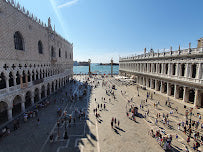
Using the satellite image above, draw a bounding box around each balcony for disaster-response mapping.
[51,56,57,64]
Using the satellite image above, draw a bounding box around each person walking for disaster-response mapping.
[118,120,120,127]
[37,118,40,126]
[147,109,149,115]
[50,134,54,143]
[155,118,158,125]
[187,136,190,145]
[111,121,113,128]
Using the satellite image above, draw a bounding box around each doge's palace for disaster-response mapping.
[119,38,203,108]
[0,0,73,125]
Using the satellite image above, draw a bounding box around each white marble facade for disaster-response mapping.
[119,39,203,108]
[0,0,73,123]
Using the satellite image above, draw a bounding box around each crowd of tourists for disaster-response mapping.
[0,80,76,140]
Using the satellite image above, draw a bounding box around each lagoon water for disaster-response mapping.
[73,63,119,75]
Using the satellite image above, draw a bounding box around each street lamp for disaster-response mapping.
[64,115,68,139]
[88,59,91,75]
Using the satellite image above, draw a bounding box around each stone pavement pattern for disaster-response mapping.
[2,75,202,152]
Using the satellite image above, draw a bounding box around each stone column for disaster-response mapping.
[38,92,41,101]
[31,95,35,105]
[155,80,159,91]
[194,89,201,107]
[174,84,179,99]
[147,63,149,73]
[156,64,158,74]
[176,63,180,77]
[20,75,23,88]
[197,63,202,79]
[168,63,171,76]
[167,83,171,96]
[13,74,16,86]
[185,63,189,78]
[189,64,192,78]
[150,79,153,89]
[7,107,13,121]
[44,88,47,97]
[161,63,164,74]
[151,64,153,73]
[21,102,25,112]
[6,78,9,92]
[25,74,28,87]
[183,87,189,103]
[146,77,149,87]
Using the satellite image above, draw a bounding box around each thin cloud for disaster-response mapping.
[57,0,79,8]
[49,0,68,39]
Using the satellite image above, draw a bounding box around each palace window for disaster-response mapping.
[14,31,24,50]
[59,48,61,57]
[51,46,55,57]
[0,73,6,89]
[38,40,43,54]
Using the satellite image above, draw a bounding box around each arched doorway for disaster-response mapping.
[181,64,185,76]
[153,80,155,89]
[201,92,203,108]
[22,71,26,83]
[0,101,8,124]
[158,81,161,91]
[32,71,35,81]
[9,72,14,87]
[164,82,167,93]
[16,71,20,85]
[55,80,58,90]
[0,72,6,89]
[192,64,197,78]
[47,83,50,96]
[59,79,61,88]
[36,71,39,80]
[27,71,31,82]
[171,85,175,96]
[34,88,39,103]
[159,64,162,73]
[179,87,184,99]
[41,85,45,99]
[189,89,195,103]
[51,82,54,93]
[25,91,32,108]
[148,79,151,88]
[12,95,22,117]
[165,64,168,74]
[173,64,176,75]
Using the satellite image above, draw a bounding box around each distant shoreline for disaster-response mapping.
[97,63,119,66]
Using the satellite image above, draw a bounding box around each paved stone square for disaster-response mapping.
[1,75,203,152]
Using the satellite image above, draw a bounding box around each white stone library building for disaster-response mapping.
[119,38,203,108]
[0,0,73,125]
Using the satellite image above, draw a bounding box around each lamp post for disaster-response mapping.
[88,59,91,75]
[57,120,60,138]
[64,115,68,139]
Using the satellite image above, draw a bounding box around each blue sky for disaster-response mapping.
[16,0,203,63]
